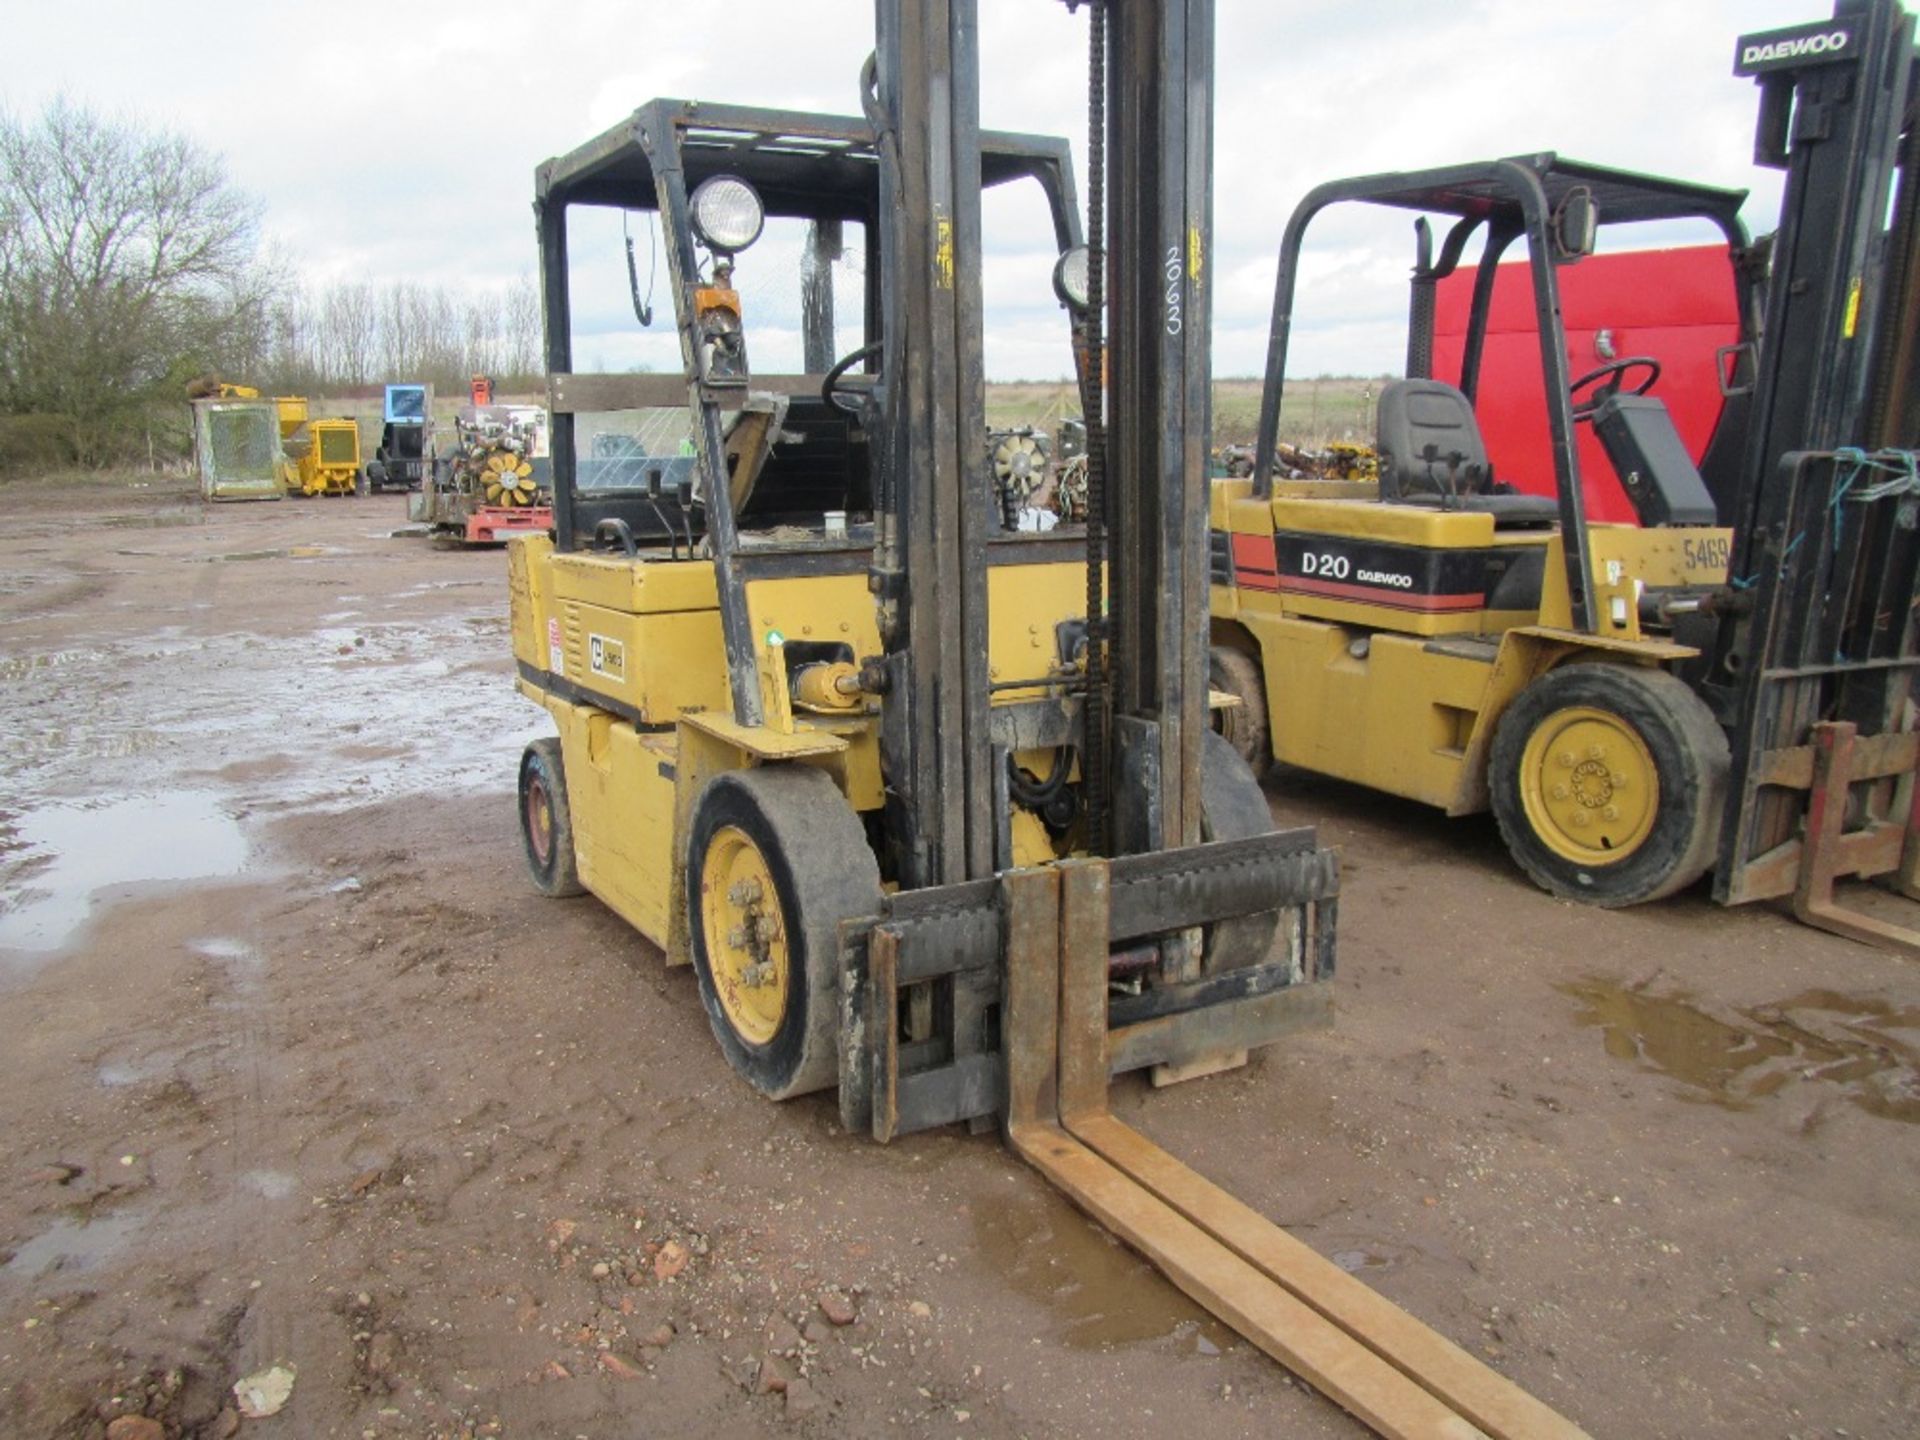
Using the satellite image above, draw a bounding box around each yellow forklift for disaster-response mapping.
[504,3,1592,1434]
[1209,0,1920,940]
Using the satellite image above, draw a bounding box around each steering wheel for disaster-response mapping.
[823,341,884,417]
[1569,356,1661,421]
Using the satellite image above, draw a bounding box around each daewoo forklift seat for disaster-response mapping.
[1376,379,1560,526]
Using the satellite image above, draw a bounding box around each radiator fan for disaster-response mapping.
[482,451,537,506]
[990,430,1047,495]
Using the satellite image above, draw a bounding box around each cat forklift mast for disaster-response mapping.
[1211,0,1920,942]
[508,0,1586,1432]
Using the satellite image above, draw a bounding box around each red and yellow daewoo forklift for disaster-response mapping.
[1210,0,1920,946]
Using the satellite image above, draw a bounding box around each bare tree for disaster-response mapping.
[254,276,547,397]
[312,282,372,389]
[463,290,504,381]
[0,98,279,467]
[263,291,318,394]
[505,275,544,384]
[324,282,377,388]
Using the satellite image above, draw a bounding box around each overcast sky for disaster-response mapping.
[8,0,1836,378]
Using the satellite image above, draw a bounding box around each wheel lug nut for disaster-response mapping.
[1610,772,1628,788]
[1588,744,1606,760]
[1570,811,1591,828]
[1551,784,1570,801]
[1558,751,1575,768]
[1602,805,1620,821]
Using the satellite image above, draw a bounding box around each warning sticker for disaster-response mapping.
[547,617,565,675]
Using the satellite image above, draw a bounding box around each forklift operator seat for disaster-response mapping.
[1375,379,1560,526]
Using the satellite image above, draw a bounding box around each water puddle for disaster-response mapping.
[96,1059,162,1088]
[192,936,260,967]
[240,1170,296,1200]
[3,618,545,846]
[13,727,166,765]
[1562,979,1920,1125]
[1,1208,149,1282]
[193,935,266,1006]
[0,793,251,956]
[205,544,338,563]
[1329,1241,1414,1274]
[97,511,203,530]
[0,649,100,681]
[973,1186,1232,1350]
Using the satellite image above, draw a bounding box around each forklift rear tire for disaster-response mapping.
[1208,644,1272,780]
[1199,728,1284,970]
[1489,662,1728,907]
[519,738,585,898]
[687,766,883,1101]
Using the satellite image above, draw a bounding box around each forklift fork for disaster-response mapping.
[1791,720,1920,955]
[1001,861,1589,1440]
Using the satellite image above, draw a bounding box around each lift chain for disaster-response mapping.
[1080,0,1111,856]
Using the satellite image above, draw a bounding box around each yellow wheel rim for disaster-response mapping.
[1519,705,1659,864]
[698,824,789,1046]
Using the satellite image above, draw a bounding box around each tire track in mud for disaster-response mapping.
[195,921,305,1417]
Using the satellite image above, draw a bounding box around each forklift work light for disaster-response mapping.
[1052,244,1091,311]
[689,175,766,254]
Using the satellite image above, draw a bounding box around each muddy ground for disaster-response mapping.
[0,474,1915,1440]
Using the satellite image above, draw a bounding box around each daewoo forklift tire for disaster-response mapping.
[686,766,884,1101]
[1199,728,1284,970]
[519,738,585,898]
[1208,644,1272,780]
[1489,661,1728,907]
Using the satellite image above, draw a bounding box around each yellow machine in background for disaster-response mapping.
[184,377,364,499]
[275,396,362,497]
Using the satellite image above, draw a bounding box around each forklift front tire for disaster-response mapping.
[687,767,883,1101]
[1199,728,1283,970]
[519,738,585,898]
[1489,662,1728,907]
[1208,644,1272,780]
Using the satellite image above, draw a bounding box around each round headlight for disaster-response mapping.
[689,175,765,255]
[1052,245,1091,312]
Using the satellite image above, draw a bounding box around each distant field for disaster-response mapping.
[984,376,1383,449]
[310,377,1386,453]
